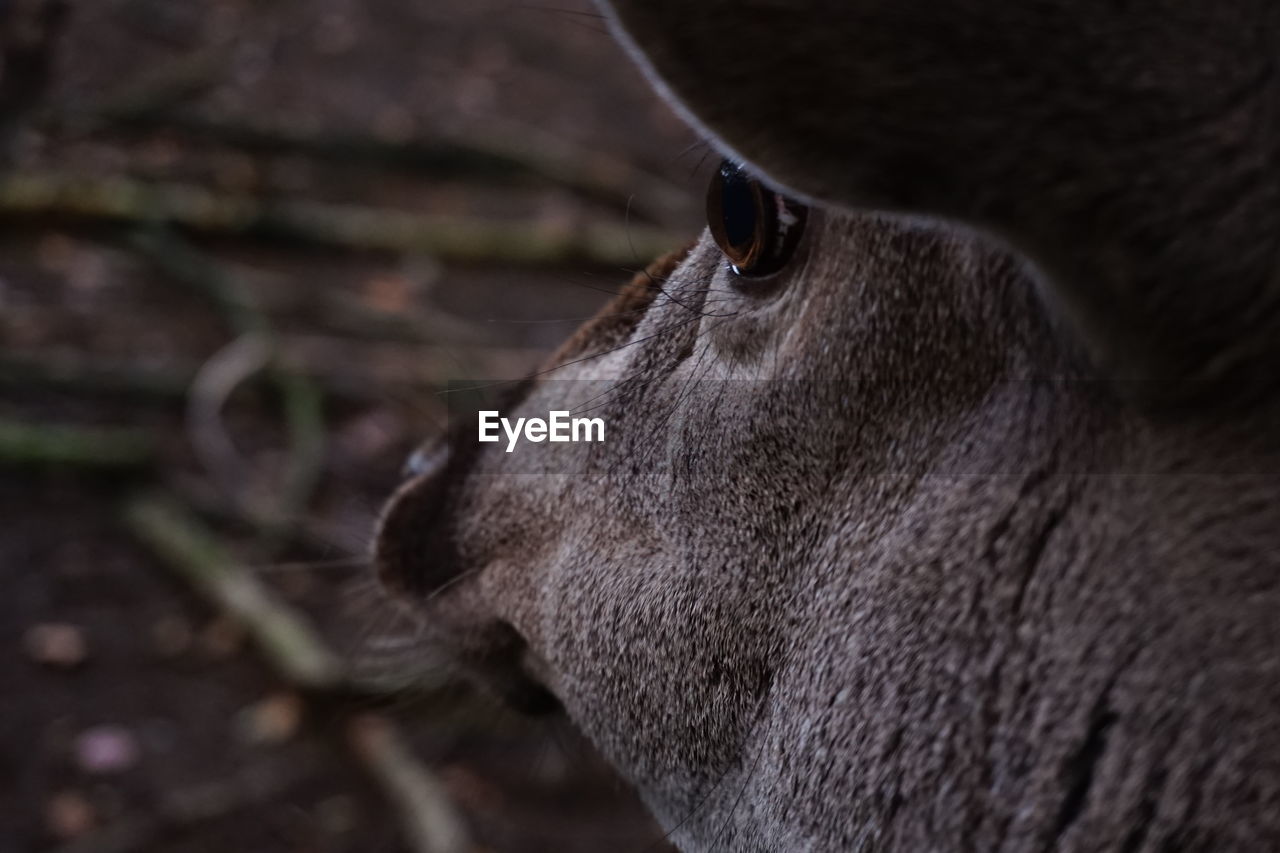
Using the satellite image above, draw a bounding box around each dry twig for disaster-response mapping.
[186,332,273,503]
[0,418,155,470]
[130,229,327,539]
[122,491,450,696]
[0,0,68,158]
[42,106,688,224]
[122,494,475,853]
[0,171,683,266]
[0,351,193,400]
[123,493,348,690]
[348,714,472,853]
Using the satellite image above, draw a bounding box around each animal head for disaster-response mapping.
[376,3,1280,849]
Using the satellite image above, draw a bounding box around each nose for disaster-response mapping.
[375,440,465,600]
[374,439,563,717]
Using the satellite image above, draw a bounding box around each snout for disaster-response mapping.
[374,439,562,716]
[374,438,461,600]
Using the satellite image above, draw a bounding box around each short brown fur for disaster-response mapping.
[375,4,1280,850]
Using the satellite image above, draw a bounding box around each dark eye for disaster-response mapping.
[706,159,808,278]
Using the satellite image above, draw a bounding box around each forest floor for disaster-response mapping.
[0,1,705,850]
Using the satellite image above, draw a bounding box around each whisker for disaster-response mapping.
[692,145,718,180]
[568,374,653,418]
[482,300,660,325]
[248,555,368,574]
[514,3,611,35]
[597,307,737,485]
[707,727,770,850]
[514,3,607,19]
[672,137,716,178]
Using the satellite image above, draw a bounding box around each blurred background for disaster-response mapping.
[0,1,705,850]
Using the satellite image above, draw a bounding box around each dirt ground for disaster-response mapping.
[0,2,706,850]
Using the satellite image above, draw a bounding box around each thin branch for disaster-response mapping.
[0,171,684,267]
[186,332,272,502]
[0,0,68,160]
[121,491,451,697]
[0,418,155,470]
[50,46,229,136]
[130,229,327,539]
[42,107,688,224]
[0,351,194,400]
[123,493,349,690]
[348,714,472,853]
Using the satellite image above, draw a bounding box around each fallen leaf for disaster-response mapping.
[75,726,140,775]
[44,790,95,840]
[23,623,88,669]
[235,692,304,745]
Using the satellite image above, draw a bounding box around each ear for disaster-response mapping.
[598,0,1280,406]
